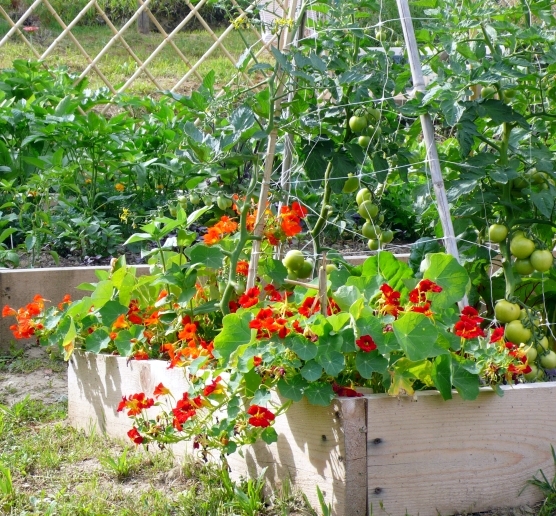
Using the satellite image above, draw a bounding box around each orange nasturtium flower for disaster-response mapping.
[153,382,171,398]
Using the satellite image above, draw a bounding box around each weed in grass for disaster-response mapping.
[525,445,556,516]
[100,447,140,480]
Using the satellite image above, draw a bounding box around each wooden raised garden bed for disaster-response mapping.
[68,351,556,516]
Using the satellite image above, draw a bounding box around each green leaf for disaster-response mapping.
[408,237,441,274]
[431,354,452,400]
[300,360,323,382]
[91,280,114,309]
[440,97,464,126]
[355,350,388,378]
[288,335,318,361]
[372,153,389,183]
[361,251,413,293]
[333,286,361,312]
[252,388,271,406]
[124,233,153,245]
[277,375,308,402]
[85,329,111,354]
[393,312,439,361]
[244,368,262,397]
[259,257,288,286]
[261,427,278,445]
[423,253,469,309]
[187,244,224,269]
[452,355,480,400]
[530,191,554,219]
[99,301,128,328]
[230,106,255,134]
[304,382,335,406]
[114,330,133,357]
[213,312,254,362]
[315,349,345,377]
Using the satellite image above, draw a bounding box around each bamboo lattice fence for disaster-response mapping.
[0,0,305,97]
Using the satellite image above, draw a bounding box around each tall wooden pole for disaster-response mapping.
[396,0,461,264]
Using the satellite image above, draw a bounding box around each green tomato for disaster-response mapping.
[217,196,232,210]
[358,135,371,147]
[367,239,380,251]
[296,260,313,280]
[505,320,532,344]
[521,344,537,363]
[326,264,338,274]
[287,269,298,280]
[379,229,394,244]
[355,188,371,206]
[375,28,388,41]
[358,200,379,220]
[540,350,556,369]
[494,300,520,323]
[349,115,368,133]
[342,174,360,193]
[177,195,188,206]
[509,236,535,259]
[362,222,380,239]
[539,336,550,351]
[530,249,553,272]
[523,364,538,382]
[503,88,516,100]
[282,250,304,272]
[488,224,508,243]
[513,258,534,276]
[189,193,201,205]
[366,107,381,122]
[481,85,497,99]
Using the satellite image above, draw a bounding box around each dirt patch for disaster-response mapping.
[0,346,67,406]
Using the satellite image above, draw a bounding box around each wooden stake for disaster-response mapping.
[137,0,150,34]
[246,0,300,290]
[396,0,461,264]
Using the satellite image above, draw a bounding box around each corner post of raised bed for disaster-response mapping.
[395,0,460,265]
[137,0,150,34]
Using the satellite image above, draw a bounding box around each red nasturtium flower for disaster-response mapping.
[247,405,275,428]
[356,335,377,352]
[408,279,443,304]
[489,327,505,343]
[332,383,363,397]
[127,427,143,445]
[202,376,222,397]
[249,308,289,339]
[133,350,149,360]
[377,284,402,318]
[117,393,154,417]
[238,287,260,308]
[172,393,203,431]
[454,306,485,339]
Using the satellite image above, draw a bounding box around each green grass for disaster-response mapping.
[0,397,314,515]
[0,23,262,94]
[0,347,65,374]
